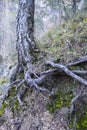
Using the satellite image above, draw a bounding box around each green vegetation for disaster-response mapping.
[37,14,87,64]
[0,81,21,115]
[76,110,87,130]
[0,104,6,116]
[47,90,73,113]
[38,13,87,130]
[46,77,76,113]
[69,107,87,130]
[0,78,7,86]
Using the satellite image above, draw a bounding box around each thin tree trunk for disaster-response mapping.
[72,0,77,14]
[16,0,35,69]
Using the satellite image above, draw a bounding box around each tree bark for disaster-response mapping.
[16,0,35,69]
[72,0,77,14]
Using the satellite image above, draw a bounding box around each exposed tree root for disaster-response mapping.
[0,79,21,106]
[66,55,87,67]
[46,60,87,118]
[41,68,87,76]
[17,86,28,105]
[46,61,87,86]
[0,56,87,120]
[16,79,25,90]
[70,86,85,116]
[10,65,20,83]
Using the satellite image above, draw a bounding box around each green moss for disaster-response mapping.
[47,90,73,113]
[0,105,4,116]
[11,100,20,113]
[0,78,7,86]
[76,109,87,130]
[46,76,77,113]
[8,86,16,97]
[0,103,7,116]
[69,108,87,130]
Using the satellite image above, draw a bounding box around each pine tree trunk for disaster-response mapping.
[72,0,76,14]
[16,0,35,69]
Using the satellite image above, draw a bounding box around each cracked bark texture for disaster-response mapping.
[16,0,35,69]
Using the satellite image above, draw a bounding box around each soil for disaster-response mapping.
[0,91,69,130]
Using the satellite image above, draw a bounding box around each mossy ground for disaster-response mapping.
[1,12,87,129]
[76,109,87,130]
[46,77,76,113]
[46,76,87,130]
[0,79,21,116]
[69,105,87,130]
[35,13,87,130]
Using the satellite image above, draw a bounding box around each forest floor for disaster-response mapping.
[0,91,69,130]
[0,13,87,130]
